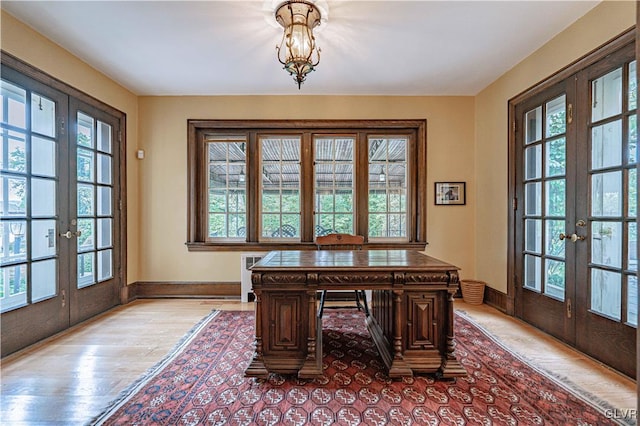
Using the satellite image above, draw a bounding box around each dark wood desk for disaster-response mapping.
[245,250,466,380]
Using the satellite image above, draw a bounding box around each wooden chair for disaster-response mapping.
[315,233,370,318]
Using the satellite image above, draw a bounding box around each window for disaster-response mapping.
[187,120,427,251]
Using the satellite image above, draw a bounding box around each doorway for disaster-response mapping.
[0,60,125,356]
[511,38,636,377]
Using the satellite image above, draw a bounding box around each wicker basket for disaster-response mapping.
[460,280,486,305]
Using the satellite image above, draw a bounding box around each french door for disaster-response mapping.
[514,42,636,377]
[0,64,123,356]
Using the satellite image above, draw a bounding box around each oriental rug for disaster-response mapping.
[90,310,629,426]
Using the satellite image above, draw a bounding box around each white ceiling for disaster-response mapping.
[2,0,600,96]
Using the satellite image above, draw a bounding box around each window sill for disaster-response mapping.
[186,242,428,252]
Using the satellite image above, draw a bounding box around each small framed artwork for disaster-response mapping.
[435,182,466,205]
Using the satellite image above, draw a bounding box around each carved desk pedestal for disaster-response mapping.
[244,250,466,380]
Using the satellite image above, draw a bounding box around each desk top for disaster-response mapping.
[251,250,458,272]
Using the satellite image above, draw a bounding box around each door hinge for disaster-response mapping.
[512,197,517,210]
[119,199,123,210]
[61,289,66,308]
[566,298,572,318]
[59,117,65,136]
[512,120,516,132]
[567,103,573,124]
[118,130,122,142]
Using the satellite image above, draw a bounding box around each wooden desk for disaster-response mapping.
[245,250,466,380]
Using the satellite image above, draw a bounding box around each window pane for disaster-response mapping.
[591,120,622,170]
[31,219,56,260]
[545,179,565,217]
[628,222,637,271]
[32,259,56,302]
[627,275,637,326]
[629,168,637,217]
[525,182,541,216]
[31,94,55,138]
[545,138,565,177]
[1,176,26,216]
[97,120,112,154]
[77,112,94,148]
[545,219,565,258]
[2,131,26,173]
[32,178,56,217]
[592,68,622,122]
[591,268,621,320]
[629,60,637,111]
[525,106,542,144]
[32,136,56,177]
[524,254,541,291]
[1,80,26,129]
[0,221,27,264]
[544,258,565,300]
[591,171,622,217]
[545,95,565,138]
[77,252,95,288]
[591,221,622,268]
[368,136,407,239]
[524,219,541,254]
[1,265,27,312]
[629,114,637,165]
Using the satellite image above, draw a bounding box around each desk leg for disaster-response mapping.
[299,289,322,378]
[439,289,466,378]
[245,290,269,379]
[388,290,412,378]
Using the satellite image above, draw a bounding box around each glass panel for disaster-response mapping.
[97,186,112,216]
[97,249,112,282]
[629,114,637,165]
[32,259,56,302]
[546,220,565,258]
[544,259,565,300]
[77,184,94,216]
[261,214,278,238]
[0,265,27,312]
[545,138,565,177]
[627,275,637,326]
[77,218,95,252]
[525,106,542,144]
[1,176,26,216]
[1,80,26,129]
[591,120,622,170]
[629,222,637,272]
[524,254,541,291]
[524,219,541,253]
[97,218,112,249]
[31,94,55,137]
[32,178,56,217]
[32,136,56,177]
[77,148,94,182]
[591,67,622,122]
[3,131,26,173]
[629,60,637,111]
[591,268,621,320]
[208,214,226,238]
[97,120,112,154]
[591,221,622,268]
[77,252,95,288]
[545,95,566,138]
[629,168,637,217]
[0,221,27,264]
[524,145,541,180]
[97,153,112,185]
[545,179,565,217]
[525,182,541,216]
[32,219,56,260]
[591,171,622,216]
[77,112,94,148]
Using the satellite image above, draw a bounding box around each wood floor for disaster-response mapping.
[0,299,636,425]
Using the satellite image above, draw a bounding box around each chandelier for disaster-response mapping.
[275,0,321,89]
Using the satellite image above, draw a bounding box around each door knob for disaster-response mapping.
[559,232,585,242]
[60,230,73,239]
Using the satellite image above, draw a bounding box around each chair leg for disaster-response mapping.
[355,290,370,316]
[318,290,328,318]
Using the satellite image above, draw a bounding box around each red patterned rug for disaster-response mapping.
[91,310,628,425]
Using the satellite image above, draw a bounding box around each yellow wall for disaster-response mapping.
[138,96,476,281]
[1,11,142,283]
[2,1,635,292]
[474,0,636,293]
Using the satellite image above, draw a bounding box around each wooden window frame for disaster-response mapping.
[187,119,428,251]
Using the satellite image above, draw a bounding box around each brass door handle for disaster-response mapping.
[559,232,585,242]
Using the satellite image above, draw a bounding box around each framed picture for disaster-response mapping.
[435,182,466,205]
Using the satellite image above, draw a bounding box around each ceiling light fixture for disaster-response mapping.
[275,0,321,89]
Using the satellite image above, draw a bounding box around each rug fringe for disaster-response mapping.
[455,309,635,426]
[86,309,222,426]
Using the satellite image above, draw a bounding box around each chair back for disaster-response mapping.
[315,233,364,250]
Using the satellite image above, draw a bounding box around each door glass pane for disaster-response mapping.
[544,259,565,300]
[97,218,112,249]
[627,275,637,326]
[77,148,94,182]
[2,176,26,216]
[591,221,622,268]
[3,131,26,172]
[97,153,112,184]
[629,60,637,111]
[1,265,27,310]
[32,136,56,177]
[97,120,112,154]
[97,186,111,216]
[0,221,27,264]
[1,81,26,129]
[31,219,56,260]
[524,145,541,179]
[77,218,95,252]
[525,182,541,215]
[31,259,56,302]
[628,222,637,271]
[98,249,112,281]
[629,114,637,164]
[525,106,542,144]
[525,219,541,253]
[591,171,622,216]
[591,120,622,169]
[591,68,622,122]
[545,179,565,216]
[545,138,565,177]
[591,268,621,320]
[629,168,637,217]
[545,220,565,258]
[77,252,95,288]
[31,178,56,217]
[545,95,566,137]
[524,254,541,291]
[31,94,55,138]
[77,112,94,147]
[77,184,94,216]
